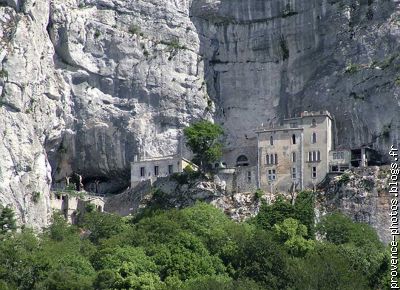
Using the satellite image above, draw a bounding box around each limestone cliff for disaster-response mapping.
[0,0,399,228]
[316,166,393,244]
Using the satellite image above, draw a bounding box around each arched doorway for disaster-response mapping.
[236,155,249,167]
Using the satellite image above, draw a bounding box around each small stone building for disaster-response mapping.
[130,155,198,188]
[329,150,351,172]
[50,192,105,224]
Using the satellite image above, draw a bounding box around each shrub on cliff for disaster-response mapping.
[183,120,224,171]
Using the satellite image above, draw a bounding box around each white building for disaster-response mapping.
[130,155,198,188]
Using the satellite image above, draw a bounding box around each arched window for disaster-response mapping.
[236,155,249,167]
[292,134,296,144]
[266,155,270,165]
[292,152,296,163]
[312,119,316,127]
[270,136,274,146]
[312,132,317,144]
[275,154,278,165]
[317,150,321,161]
[270,154,274,165]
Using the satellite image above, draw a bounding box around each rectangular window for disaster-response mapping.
[275,154,278,165]
[247,171,251,183]
[333,153,337,160]
[312,132,317,144]
[292,152,296,163]
[292,167,296,179]
[308,152,312,162]
[312,166,317,179]
[168,164,173,174]
[266,155,270,165]
[268,169,276,181]
[154,166,159,176]
[140,167,145,177]
[312,151,317,162]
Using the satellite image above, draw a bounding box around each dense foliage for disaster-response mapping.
[0,194,390,290]
[183,121,224,170]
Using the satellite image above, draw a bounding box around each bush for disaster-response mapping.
[85,203,96,213]
[32,191,41,203]
[0,69,8,78]
[345,63,359,74]
[254,189,263,199]
[128,24,141,35]
[161,39,186,50]
[0,206,17,234]
[338,173,350,186]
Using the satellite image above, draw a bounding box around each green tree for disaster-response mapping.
[273,218,314,257]
[183,120,223,170]
[92,246,161,289]
[0,229,39,289]
[0,206,17,234]
[254,192,315,237]
[291,243,370,290]
[80,211,127,244]
[254,195,294,231]
[293,191,315,237]
[317,212,387,289]
[317,212,381,247]
[232,230,292,289]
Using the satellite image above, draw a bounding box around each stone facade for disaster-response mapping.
[216,166,258,194]
[130,155,198,188]
[221,137,258,168]
[50,192,104,224]
[329,150,351,172]
[255,111,333,193]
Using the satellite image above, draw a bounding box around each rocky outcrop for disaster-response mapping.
[105,175,262,221]
[0,0,399,228]
[316,166,394,244]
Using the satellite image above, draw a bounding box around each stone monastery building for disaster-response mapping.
[255,110,333,193]
[131,111,377,194]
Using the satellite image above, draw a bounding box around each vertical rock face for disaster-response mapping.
[316,166,394,244]
[0,0,399,228]
[0,1,68,228]
[47,0,211,192]
[0,0,211,227]
[190,0,400,153]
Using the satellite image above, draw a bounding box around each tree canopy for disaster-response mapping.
[0,200,389,290]
[183,120,224,170]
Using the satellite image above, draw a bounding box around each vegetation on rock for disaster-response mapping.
[184,121,224,171]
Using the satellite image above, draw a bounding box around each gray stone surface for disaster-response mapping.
[0,0,399,229]
[316,166,394,244]
[105,175,262,221]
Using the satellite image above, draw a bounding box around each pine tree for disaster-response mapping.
[0,206,17,234]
